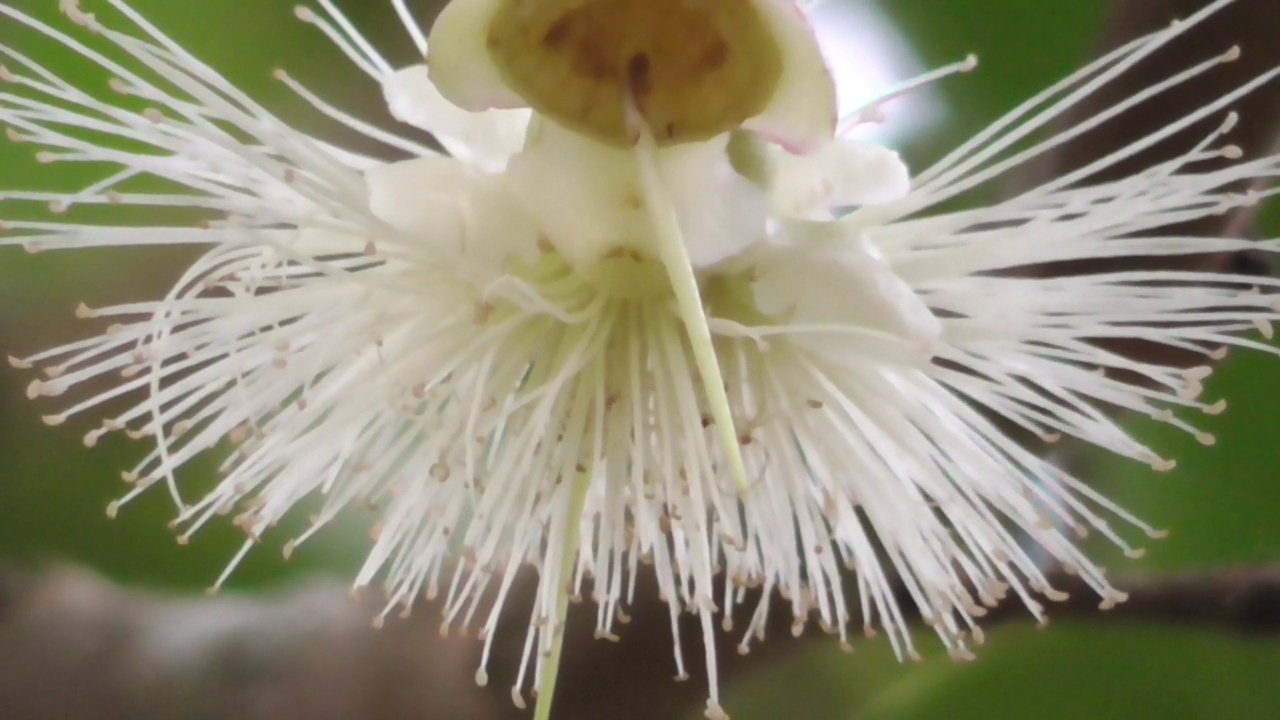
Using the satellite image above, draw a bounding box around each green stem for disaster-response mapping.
[531,464,592,720]
[633,129,751,496]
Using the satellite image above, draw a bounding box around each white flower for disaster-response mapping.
[2,1,1279,719]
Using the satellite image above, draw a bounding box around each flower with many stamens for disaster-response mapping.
[2,0,1280,719]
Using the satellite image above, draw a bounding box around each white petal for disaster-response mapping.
[504,121,643,269]
[505,122,765,269]
[752,220,940,355]
[426,0,525,111]
[366,157,539,266]
[771,139,910,219]
[383,65,530,173]
[366,157,464,246]
[660,138,769,268]
[742,0,838,153]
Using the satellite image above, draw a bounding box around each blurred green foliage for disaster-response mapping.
[0,1,1276,719]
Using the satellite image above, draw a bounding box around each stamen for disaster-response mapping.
[839,54,977,135]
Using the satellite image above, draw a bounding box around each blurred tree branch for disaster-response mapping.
[0,562,1277,720]
[0,563,506,720]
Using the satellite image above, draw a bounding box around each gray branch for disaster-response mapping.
[1,563,1277,720]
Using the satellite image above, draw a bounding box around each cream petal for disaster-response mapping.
[426,0,525,111]
[383,65,530,173]
[506,121,765,269]
[504,120,646,269]
[742,0,838,154]
[752,220,940,355]
[771,139,911,219]
[367,157,465,248]
[659,138,769,268]
[366,157,539,267]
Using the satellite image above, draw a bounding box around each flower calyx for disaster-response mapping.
[427,0,837,152]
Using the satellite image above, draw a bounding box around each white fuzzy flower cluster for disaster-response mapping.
[2,0,1278,718]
